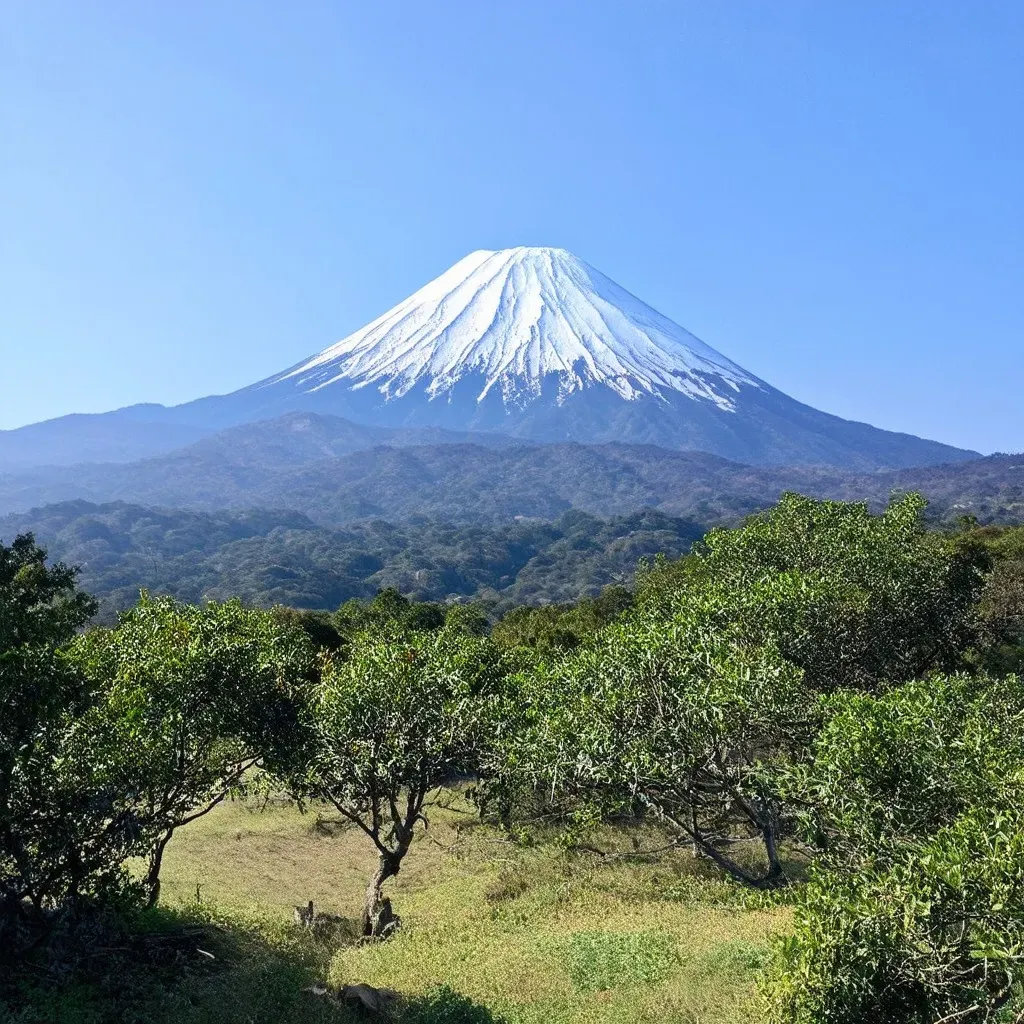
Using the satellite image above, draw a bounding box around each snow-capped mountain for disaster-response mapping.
[217,246,967,469]
[0,247,976,470]
[269,247,758,411]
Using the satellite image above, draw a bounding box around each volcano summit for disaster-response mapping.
[1,247,975,469]
[217,245,969,468]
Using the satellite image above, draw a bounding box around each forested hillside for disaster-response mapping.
[0,500,704,620]
[1,414,1021,524]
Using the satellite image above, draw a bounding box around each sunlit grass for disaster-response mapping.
[154,796,790,1023]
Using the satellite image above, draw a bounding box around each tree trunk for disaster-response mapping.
[145,829,174,910]
[361,851,403,939]
[666,800,786,890]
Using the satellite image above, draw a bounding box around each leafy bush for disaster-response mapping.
[70,595,316,906]
[277,629,512,935]
[765,675,1024,1023]
[638,493,987,691]
[0,534,317,964]
[497,606,807,887]
[763,806,1024,1023]
[781,674,1024,866]
[0,533,136,959]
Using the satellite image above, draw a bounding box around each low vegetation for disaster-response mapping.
[2,493,1024,1022]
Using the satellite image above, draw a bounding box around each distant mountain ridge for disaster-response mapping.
[0,413,1019,526]
[1,247,976,470]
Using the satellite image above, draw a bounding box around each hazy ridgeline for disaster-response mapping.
[3,493,1024,1024]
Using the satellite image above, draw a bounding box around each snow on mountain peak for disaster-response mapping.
[272,247,762,411]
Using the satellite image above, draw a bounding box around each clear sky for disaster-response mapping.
[3,2,1021,452]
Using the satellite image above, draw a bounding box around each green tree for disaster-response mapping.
[764,805,1024,1024]
[71,595,315,907]
[441,602,490,637]
[273,606,345,651]
[637,493,987,691]
[780,674,1024,866]
[498,605,807,887]
[0,534,133,956]
[335,589,452,640]
[280,629,509,936]
[968,523,1024,674]
[491,586,633,657]
[764,675,1024,1023]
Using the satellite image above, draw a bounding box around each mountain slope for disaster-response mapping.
[218,246,972,469]
[0,407,213,469]
[270,246,758,408]
[0,501,703,620]
[0,413,1018,526]
[1,247,976,471]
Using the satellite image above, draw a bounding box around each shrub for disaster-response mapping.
[497,607,808,887]
[637,493,988,691]
[765,675,1024,1023]
[762,806,1024,1023]
[277,629,512,936]
[0,533,137,959]
[71,595,316,906]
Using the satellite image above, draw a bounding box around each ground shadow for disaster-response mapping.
[1,904,506,1024]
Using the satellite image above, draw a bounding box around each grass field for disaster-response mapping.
[8,795,791,1023]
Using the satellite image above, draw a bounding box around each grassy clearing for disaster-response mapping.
[162,796,787,1023]
[8,796,790,1023]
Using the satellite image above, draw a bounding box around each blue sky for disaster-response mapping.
[3,1,1021,452]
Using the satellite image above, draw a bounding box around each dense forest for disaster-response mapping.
[0,501,704,620]
[4,492,1024,1022]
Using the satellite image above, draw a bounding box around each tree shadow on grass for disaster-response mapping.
[2,905,505,1024]
[2,903,339,1024]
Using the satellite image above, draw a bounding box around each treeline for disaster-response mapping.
[0,501,704,622]
[4,495,1024,1021]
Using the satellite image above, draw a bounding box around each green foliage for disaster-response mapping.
[491,586,633,657]
[272,607,345,651]
[70,595,316,905]
[498,605,807,886]
[782,674,1024,866]
[763,805,1024,1024]
[5,487,1024,1018]
[280,629,512,931]
[441,603,491,637]
[299,630,509,804]
[699,939,770,974]
[764,676,1024,1023]
[0,533,134,956]
[335,588,459,641]
[638,492,987,690]
[968,522,1024,674]
[0,503,702,621]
